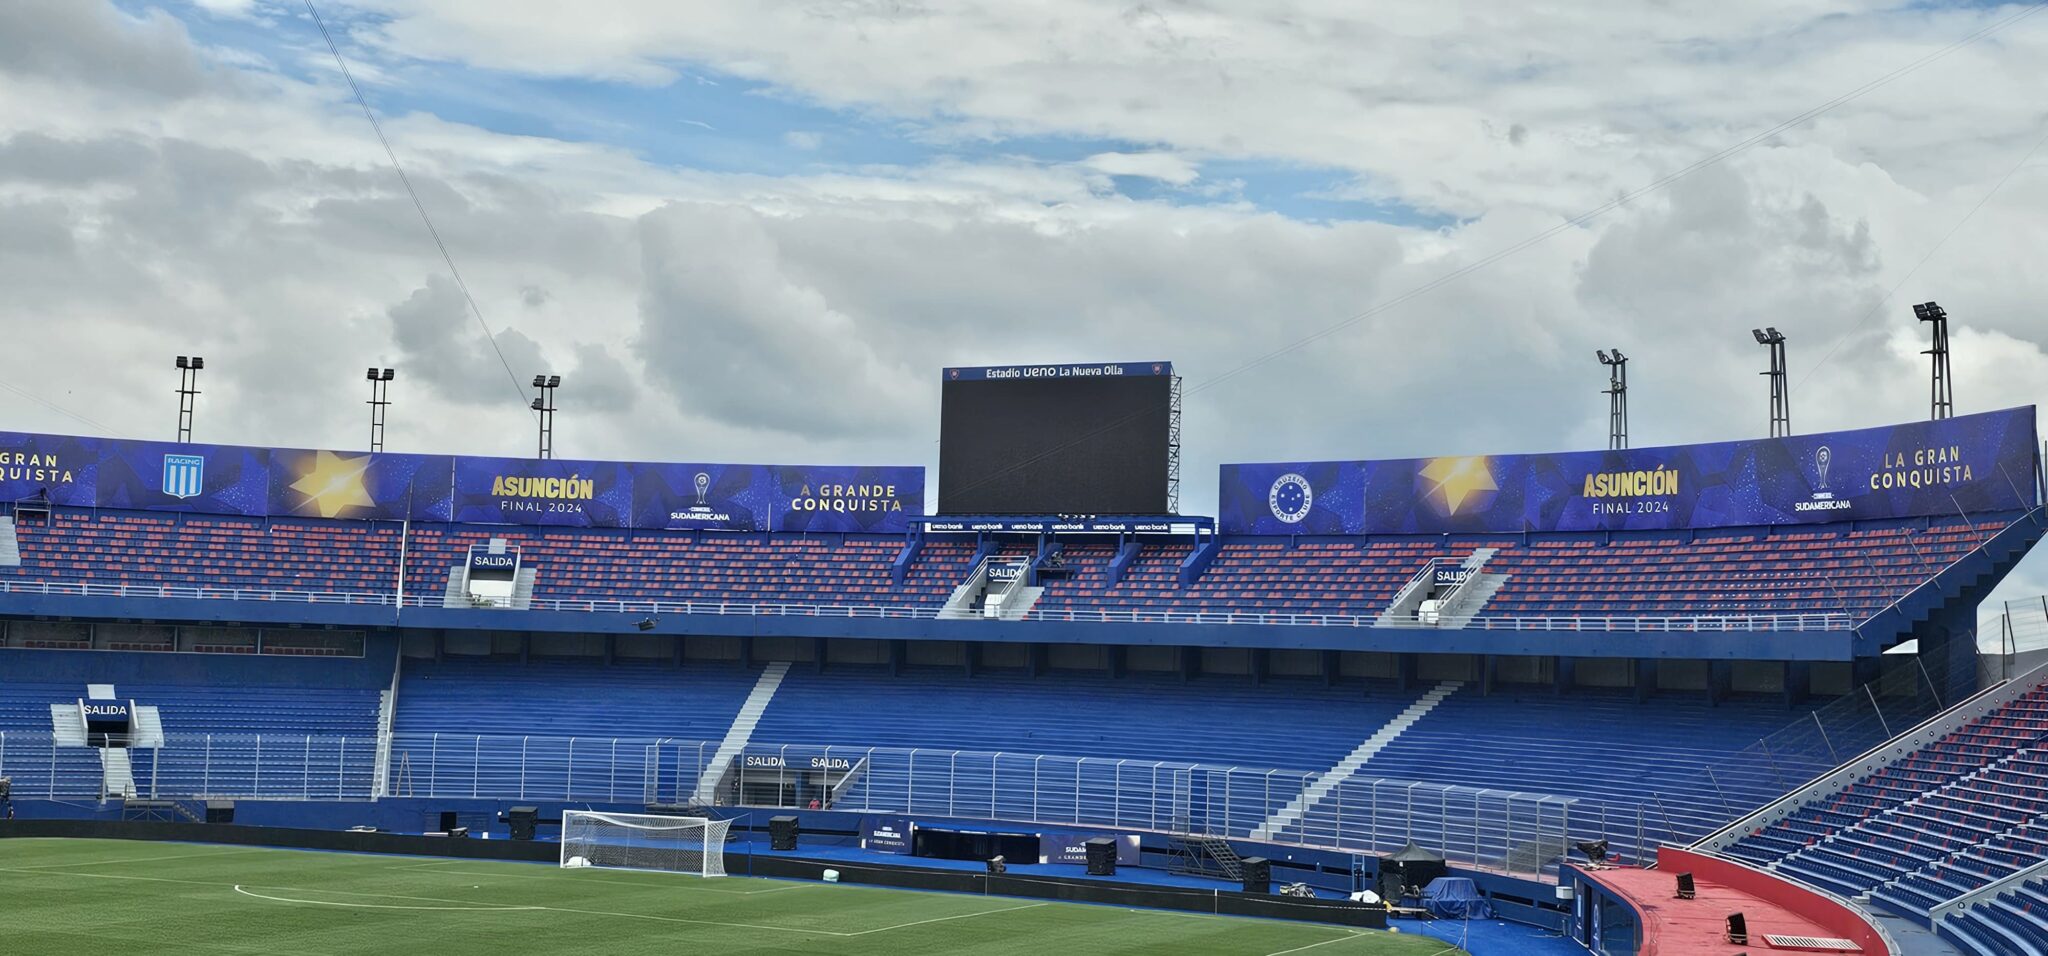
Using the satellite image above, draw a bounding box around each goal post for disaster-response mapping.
[559,810,730,878]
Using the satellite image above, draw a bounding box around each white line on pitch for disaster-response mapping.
[11,848,271,869]
[845,901,1051,936]
[421,867,820,895]
[233,885,543,912]
[1260,933,1371,956]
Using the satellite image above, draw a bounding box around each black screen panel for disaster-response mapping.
[939,374,1171,514]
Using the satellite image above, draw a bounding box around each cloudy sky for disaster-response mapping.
[2,0,2045,633]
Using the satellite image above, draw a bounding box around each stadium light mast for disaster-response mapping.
[1753,328,1789,438]
[1598,349,1628,450]
[366,367,395,452]
[173,355,204,442]
[531,374,561,459]
[1915,301,1953,420]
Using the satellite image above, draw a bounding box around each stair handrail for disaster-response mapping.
[1691,657,2048,854]
[1861,506,2043,632]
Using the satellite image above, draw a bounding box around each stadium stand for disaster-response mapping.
[393,657,762,740]
[0,507,2019,629]
[1481,521,2006,621]
[1939,874,2048,954]
[1709,667,2048,920]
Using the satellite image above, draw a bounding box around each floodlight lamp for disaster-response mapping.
[1764,327,1781,341]
[532,374,548,388]
[382,368,396,381]
[529,398,544,411]
[367,367,380,380]
[1915,301,1944,322]
[636,618,656,632]
[1751,329,1768,344]
[191,357,204,370]
[176,356,190,369]
[546,375,562,388]
[1597,350,1610,363]
[1574,839,1609,865]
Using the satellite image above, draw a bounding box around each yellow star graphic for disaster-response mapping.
[289,450,376,518]
[1418,456,1498,515]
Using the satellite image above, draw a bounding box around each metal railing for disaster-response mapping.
[3,729,1605,879]
[0,577,1861,633]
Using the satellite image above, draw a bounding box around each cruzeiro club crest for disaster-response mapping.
[161,453,205,499]
[1268,473,1313,524]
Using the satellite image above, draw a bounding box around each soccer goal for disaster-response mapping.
[559,810,730,878]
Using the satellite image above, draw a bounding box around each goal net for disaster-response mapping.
[559,810,730,878]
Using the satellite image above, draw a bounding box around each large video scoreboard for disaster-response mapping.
[938,361,1174,514]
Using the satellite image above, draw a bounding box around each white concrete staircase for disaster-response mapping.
[100,748,137,799]
[131,706,164,748]
[0,515,20,566]
[49,703,86,745]
[690,662,792,804]
[1250,681,1464,841]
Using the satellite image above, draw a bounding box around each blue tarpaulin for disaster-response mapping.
[1422,877,1492,919]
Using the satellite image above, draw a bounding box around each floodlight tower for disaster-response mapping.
[174,355,204,442]
[530,374,561,459]
[1753,328,1789,438]
[1915,302,1953,420]
[366,367,395,452]
[1598,349,1629,450]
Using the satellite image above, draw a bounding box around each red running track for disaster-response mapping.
[1576,848,1888,955]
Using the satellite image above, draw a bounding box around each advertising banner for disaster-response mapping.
[943,360,1173,382]
[629,463,774,532]
[268,448,454,521]
[0,427,925,530]
[97,439,272,515]
[772,465,923,534]
[863,816,913,855]
[1221,406,2040,535]
[452,456,633,527]
[0,431,98,505]
[1037,831,1140,866]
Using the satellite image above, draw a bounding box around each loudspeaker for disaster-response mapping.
[1725,912,1748,945]
[1674,872,1696,900]
[1084,838,1117,876]
[204,800,234,824]
[508,806,538,842]
[1241,857,1271,896]
[770,815,799,851]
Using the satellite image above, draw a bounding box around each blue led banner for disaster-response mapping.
[772,465,922,534]
[268,448,454,521]
[0,430,922,530]
[99,439,272,515]
[453,456,633,527]
[0,431,98,506]
[1221,406,2041,535]
[943,360,1173,381]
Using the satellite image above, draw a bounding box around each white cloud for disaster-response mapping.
[1081,151,1200,186]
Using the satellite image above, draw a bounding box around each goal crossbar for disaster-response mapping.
[559,810,729,878]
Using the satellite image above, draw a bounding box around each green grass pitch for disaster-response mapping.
[0,839,1466,955]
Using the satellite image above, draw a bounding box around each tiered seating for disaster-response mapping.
[1483,521,1998,622]
[0,680,379,737]
[0,507,2011,627]
[1033,540,1472,618]
[753,667,1419,768]
[1349,691,1843,849]
[4,512,400,595]
[393,657,761,740]
[1720,681,2048,909]
[400,526,971,608]
[1941,877,2048,955]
